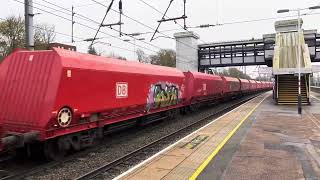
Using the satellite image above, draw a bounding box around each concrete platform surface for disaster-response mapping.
[200,92,320,180]
[311,91,320,103]
[115,93,269,180]
[116,92,320,180]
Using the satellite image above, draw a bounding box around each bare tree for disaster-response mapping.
[107,51,126,60]
[34,24,56,50]
[136,49,149,63]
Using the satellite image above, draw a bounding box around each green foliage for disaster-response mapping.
[0,16,25,56]
[150,49,176,67]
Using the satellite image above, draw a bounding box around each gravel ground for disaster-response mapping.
[12,95,255,180]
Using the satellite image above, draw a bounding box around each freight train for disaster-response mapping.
[0,48,272,160]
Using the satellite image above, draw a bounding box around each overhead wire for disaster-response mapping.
[89,0,201,52]
[37,0,172,55]
[0,16,137,54]
[35,0,197,63]
[38,0,189,43]
[89,0,115,46]
[9,0,320,63]
[149,0,175,42]
[38,0,204,56]
[188,12,320,29]
[12,0,160,55]
[306,1,320,15]
[73,0,109,8]
[39,0,101,26]
[53,32,140,54]
[86,0,202,63]
[40,0,184,35]
[9,0,196,63]
[137,0,207,44]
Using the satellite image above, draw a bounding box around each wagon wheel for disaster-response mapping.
[57,107,72,127]
[43,139,67,161]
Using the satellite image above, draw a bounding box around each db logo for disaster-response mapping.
[116,82,128,98]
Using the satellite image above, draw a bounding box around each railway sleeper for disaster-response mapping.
[137,113,167,126]
[104,120,137,135]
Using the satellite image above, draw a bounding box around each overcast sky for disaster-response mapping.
[1,0,320,67]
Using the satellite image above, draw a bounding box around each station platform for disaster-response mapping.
[115,92,320,180]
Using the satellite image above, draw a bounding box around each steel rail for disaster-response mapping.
[75,92,264,180]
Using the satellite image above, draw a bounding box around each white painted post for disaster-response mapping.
[174,32,199,72]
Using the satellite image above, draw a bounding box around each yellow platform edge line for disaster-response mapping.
[189,94,268,180]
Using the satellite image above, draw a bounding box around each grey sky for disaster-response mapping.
[1,0,320,62]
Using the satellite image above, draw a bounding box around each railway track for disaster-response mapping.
[0,154,83,180]
[75,93,263,180]
[0,124,166,180]
[0,93,264,180]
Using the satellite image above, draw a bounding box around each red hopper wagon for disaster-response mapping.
[221,76,241,96]
[0,48,186,159]
[184,72,224,104]
[239,79,251,93]
[0,48,272,159]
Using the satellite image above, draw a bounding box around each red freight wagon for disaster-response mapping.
[260,81,264,89]
[261,81,266,89]
[263,82,267,89]
[249,80,257,91]
[0,48,186,155]
[257,81,262,89]
[184,71,224,105]
[239,79,250,92]
[221,76,241,95]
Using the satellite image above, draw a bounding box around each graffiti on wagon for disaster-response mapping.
[146,82,181,112]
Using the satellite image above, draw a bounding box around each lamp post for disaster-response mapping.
[277,5,320,115]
